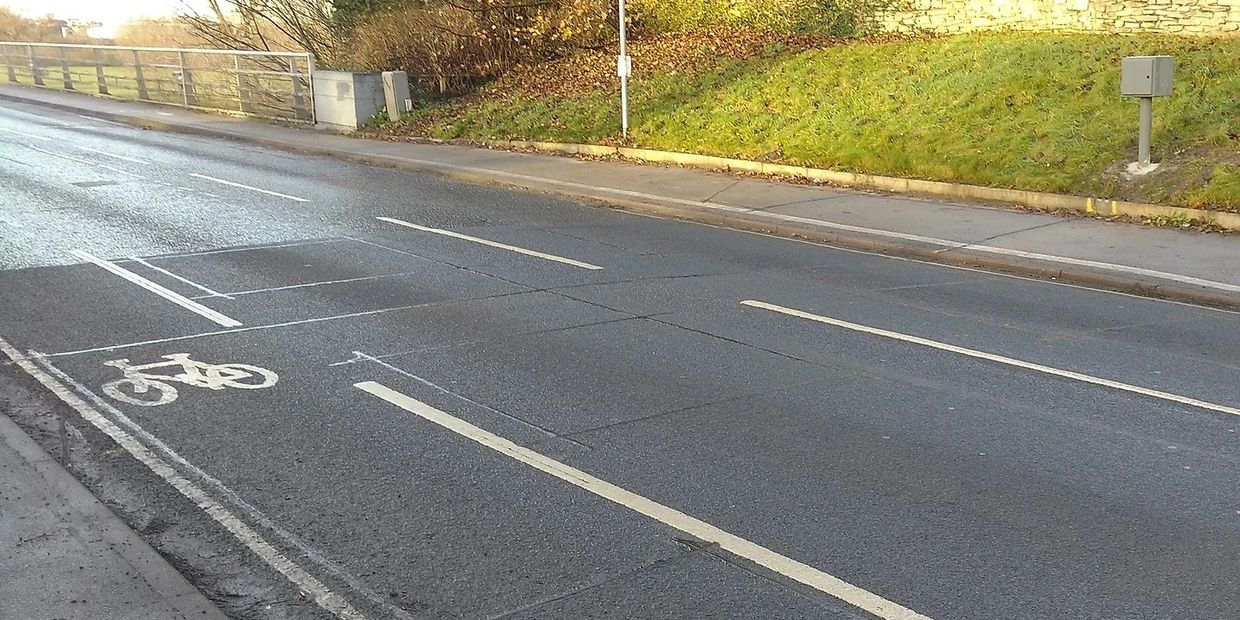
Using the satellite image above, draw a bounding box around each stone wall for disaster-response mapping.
[878,0,1240,35]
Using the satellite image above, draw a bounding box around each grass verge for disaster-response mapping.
[381,31,1239,212]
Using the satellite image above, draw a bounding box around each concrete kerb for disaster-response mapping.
[493,140,1240,231]
[2,89,1237,310]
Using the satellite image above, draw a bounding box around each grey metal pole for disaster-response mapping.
[1138,96,1153,166]
[619,0,628,139]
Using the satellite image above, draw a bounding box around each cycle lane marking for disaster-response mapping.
[741,299,1240,418]
[69,250,242,328]
[357,380,933,620]
[0,336,370,620]
[188,173,309,203]
[100,354,279,407]
[377,216,605,271]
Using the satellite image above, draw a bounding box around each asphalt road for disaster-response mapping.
[1,97,1238,620]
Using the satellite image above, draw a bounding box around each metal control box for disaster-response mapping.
[1121,56,1174,97]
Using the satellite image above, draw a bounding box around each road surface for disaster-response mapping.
[1,97,1238,620]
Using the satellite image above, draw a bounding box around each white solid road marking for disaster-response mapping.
[70,249,242,328]
[377,216,604,270]
[78,145,151,165]
[131,256,234,300]
[357,381,932,620]
[370,155,1238,294]
[0,337,368,620]
[188,173,309,202]
[742,300,1240,418]
[0,126,52,141]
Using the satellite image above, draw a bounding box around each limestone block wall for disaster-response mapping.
[877,0,1239,35]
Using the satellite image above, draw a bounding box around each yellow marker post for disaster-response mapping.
[1110,200,1119,216]
[1086,197,1095,214]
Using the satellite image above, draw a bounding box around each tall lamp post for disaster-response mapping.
[617,0,631,138]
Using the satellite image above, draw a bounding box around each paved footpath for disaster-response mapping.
[0,413,226,619]
[0,84,1236,309]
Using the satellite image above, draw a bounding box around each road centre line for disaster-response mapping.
[77,145,152,165]
[377,216,604,270]
[188,173,309,202]
[70,250,242,328]
[0,126,52,141]
[130,256,234,300]
[357,381,931,620]
[0,338,369,620]
[742,300,1240,417]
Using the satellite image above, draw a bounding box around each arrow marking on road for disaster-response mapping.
[358,380,932,620]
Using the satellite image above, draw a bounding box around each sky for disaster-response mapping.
[5,0,213,36]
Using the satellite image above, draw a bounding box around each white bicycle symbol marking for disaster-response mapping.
[101,353,278,407]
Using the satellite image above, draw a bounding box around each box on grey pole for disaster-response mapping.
[1120,56,1173,97]
[1120,55,1173,170]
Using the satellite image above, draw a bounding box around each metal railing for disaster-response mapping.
[0,42,315,123]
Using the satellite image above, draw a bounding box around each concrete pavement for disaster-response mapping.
[0,84,1236,308]
[1,92,1239,620]
[0,407,226,620]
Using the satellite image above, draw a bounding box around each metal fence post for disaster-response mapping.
[28,44,43,86]
[93,48,109,95]
[178,50,197,107]
[289,56,303,119]
[306,54,317,125]
[132,50,147,99]
[234,54,245,112]
[3,46,16,82]
[58,47,73,90]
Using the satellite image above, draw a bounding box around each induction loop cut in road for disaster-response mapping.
[742,299,1240,418]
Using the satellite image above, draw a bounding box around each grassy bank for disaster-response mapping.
[384,31,1240,212]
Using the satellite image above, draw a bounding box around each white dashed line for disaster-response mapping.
[377,216,603,270]
[70,249,242,328]
[742,299,1240,417]
[188,173,309,202]
[357,380,932,620]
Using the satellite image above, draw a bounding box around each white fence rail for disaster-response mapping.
[0,42,315,123]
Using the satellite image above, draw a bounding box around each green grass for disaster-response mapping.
[398,31,1240,211]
